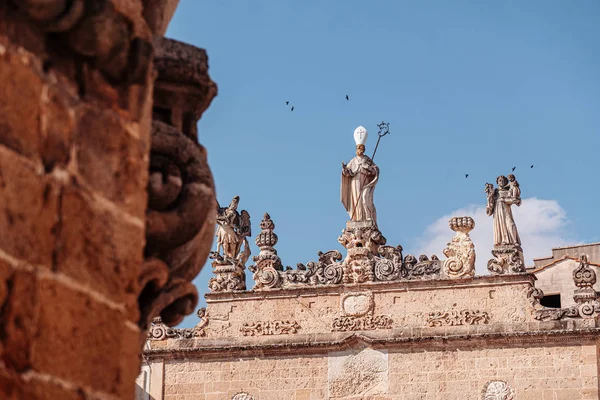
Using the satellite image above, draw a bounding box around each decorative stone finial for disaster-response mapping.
[485,174,524,274]
[249,213,284,290]
[256,213,278,250]
[573,254,597,304]
[443,216,476,278]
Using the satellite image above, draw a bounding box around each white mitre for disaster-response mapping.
[353,126,368,146]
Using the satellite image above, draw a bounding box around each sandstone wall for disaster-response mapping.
[0,1,155,399]
[145,273,600,399]
[203,275,537,340]
[154,341,599,400]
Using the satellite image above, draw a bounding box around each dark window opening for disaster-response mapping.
[182,112,197,137]
[540,293,561,308]
[153,107,172,125]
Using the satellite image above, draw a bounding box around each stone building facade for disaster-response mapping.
[0,1,218,399]
[141,209,600,399]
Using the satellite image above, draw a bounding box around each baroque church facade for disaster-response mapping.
[137,127,600,400]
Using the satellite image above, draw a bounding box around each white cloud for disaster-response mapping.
[414,198,577,275]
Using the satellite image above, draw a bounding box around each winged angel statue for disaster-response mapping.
[212,196,251,266]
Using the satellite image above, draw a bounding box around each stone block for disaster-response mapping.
[0,145,60,268]
[74,106,148,218]
[1,269,39,372]
[30,277,126,396]
[0,47,43,161]
[56,186,142,309]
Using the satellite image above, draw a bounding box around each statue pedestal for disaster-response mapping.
[338,220,386,284]
[208,257,246,292]
[487,245,525,275]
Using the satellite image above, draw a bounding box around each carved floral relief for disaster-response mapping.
[332,315,393,332]
[427,310,490,327]
[240,320,301,336]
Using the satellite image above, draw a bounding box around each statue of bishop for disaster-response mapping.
[340,126,380,224]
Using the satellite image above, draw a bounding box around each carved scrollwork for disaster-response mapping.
[487,245,525,275]
[374,245,402,281]
[443,217,476,278]
[148,308,209,341]
[240,320,301,336]
[332,315,393,332]
[526,286,544,307]
[140,120,216,329]
[289,250,344,287]
[427,310,490,327]
[402,255,441,279]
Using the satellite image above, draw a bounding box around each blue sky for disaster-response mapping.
[166,1,600,328]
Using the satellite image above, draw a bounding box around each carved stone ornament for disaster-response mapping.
[338,220,386,283]
[11,0,153,84]
[482,380,515,400]
[485,175,525,274]
[487,245,525,275]
[332,315,393,332]
[443,217,476,278]
[148,308,209,341]
[240,320,301,336]
[138,37,218,339]
[208,196,251,292]
[427,310,490,327]
[534,255,600,321]
[231,392,256,400]
[340,292,374,317]
[248,213,284,290]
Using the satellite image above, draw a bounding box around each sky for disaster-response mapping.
[166,0,600,328]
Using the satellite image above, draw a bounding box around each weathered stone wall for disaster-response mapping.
[145,273,600,399]
[152,341,599,400]
[202,275,536,340]
[0,1,154,399]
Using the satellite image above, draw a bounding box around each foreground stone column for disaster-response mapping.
[0,1,216,399]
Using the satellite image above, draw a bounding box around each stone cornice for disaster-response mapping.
[144,327,600,361]
[205,273,537,303]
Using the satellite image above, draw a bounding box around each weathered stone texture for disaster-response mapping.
[200,276,536,340]
[155,343,598,400]
[0,0,162,398]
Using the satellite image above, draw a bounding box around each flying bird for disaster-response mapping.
[530,164,534,168]
[285,101,289,105]
[345,95,349,101]
[291,106,294,111]
[465,174,469,178]
[512,166,516,172]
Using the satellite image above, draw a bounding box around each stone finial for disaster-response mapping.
[256,213,278,250]
[573,254,598,304]
[443,217,476,278]
[249,213,284,290]
[485,174,524,274]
